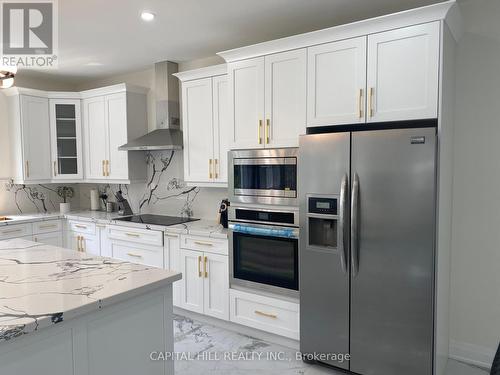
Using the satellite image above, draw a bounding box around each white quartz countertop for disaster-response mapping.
[0,239,181,344]
[0,210,228,239]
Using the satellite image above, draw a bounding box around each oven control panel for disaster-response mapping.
[308,197,338,215]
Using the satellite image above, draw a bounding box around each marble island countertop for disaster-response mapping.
[0,210,228,239]
[0,238,181,344]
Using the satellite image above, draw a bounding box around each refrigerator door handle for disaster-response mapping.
[339,173,348,273]
[351,172,360,277]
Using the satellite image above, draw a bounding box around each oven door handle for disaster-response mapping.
[229,223,299,239]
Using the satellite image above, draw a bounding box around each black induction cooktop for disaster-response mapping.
[114,214,199,226]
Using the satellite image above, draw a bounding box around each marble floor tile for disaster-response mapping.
[173,314,489,375]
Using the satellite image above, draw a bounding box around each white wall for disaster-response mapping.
[449,0,500,367]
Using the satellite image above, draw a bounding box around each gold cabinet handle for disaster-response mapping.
[254,310,277,319]
[106,160,110,176]
[127,252,143,258]
[358,89,364,118]
[25,161,29,178]
[39,223,57,229]
[96,224,106,228]
[2,228,23,234]
[53,161,57,177]
[258,119,262,144]
[77,235,81,252]
[194,240,213,247]
[198,256,202,277]
[81,237,85,252]
[265,119,270,144]
[204,256,208,278]
[74,224,87,229]
[369,87,375,117]
[125,232,140,238]
[209,159,213,179]
[165,233,178,238]
[102,160,106,177]
[214,159,218,179]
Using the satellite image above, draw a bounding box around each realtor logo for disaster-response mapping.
[1,0,58,68]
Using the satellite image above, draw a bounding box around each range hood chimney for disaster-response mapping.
[119,61,183,151]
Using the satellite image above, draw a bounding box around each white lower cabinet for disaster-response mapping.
[34,232,63,247]
[230,289,299,340]
[97,224,111,257]
[69,231,99,255]
[164,232,182,307]
[179,236,229,320]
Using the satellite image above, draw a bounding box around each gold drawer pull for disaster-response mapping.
[209,159,213,179]
[258,120,263,144]
[53,161,57,176]
[127,252,142,258]
[96,224,106,228]
[265,119,270,144]
[25,161,30,178]
[105,160,110,176]
[165,233,178,238]
[194,241,213,247]
[125,233,140,238]
[254,310,277,319]
[204,256,208,278]
[2,228,23,234]
[358,88,364,118]
[198,256,202,277]
[39,224,57,229]
[214,159,219,179]
[102,160,106,177]
[74,224,87,229]
[369,87,375,117]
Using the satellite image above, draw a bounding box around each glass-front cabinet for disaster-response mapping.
[49,98,83,180]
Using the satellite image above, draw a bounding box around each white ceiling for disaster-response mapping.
[22,0,446,83]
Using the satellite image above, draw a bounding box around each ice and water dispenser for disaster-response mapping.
[307,196,339,249]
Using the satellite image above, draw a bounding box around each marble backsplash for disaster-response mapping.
[1,151,227,220]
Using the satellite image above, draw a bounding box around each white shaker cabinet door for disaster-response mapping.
[228,57,265,149]
[34,232,63,247]
[182,78,214,183]
[106,93,128,180]
[366,22,440,123]
[212,75,230,184]
[203,253,229,321]
[83,96,107,179]
[265,49,307,147]
[20,95,51,181]
[179,249,204,314]
[307,36,367,127]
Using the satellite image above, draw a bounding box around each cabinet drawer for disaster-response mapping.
[0,223,33,240]
[111,241,163,268]
[68,221,96,235]
[33,220,62,234]
[108,225,163,247]
[180,235,228,255]
[230,289,299,340]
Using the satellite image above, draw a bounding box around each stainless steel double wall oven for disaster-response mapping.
[228,148,299,298]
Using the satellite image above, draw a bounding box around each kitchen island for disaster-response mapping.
[0,238,181,375]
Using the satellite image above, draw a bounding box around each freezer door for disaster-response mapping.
[299,132,350,370]
[350,128,436,375]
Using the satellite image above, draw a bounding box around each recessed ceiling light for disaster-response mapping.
[141,11,155,22]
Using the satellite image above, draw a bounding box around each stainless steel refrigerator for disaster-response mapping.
[299,127,436,375]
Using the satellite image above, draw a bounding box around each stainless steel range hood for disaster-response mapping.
[119,61,182,151]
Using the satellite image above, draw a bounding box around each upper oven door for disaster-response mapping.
[229,148,298,206]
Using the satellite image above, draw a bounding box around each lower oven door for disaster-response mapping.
[229,223,299,298]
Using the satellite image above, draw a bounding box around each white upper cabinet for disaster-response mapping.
[228,57,265,149]
[265,49,307,147]
[175,65,229,187]
[212,75,230,184]
[5,90,52,184]
[307,37,367,127]
[20,95,52,182]
[82,84,148,184]
[105,93,128,180]
[49,98,83,180]
[366,22,440,122]
[229,52,306,149]
[181,78,214,183]
[83,96,107,179]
